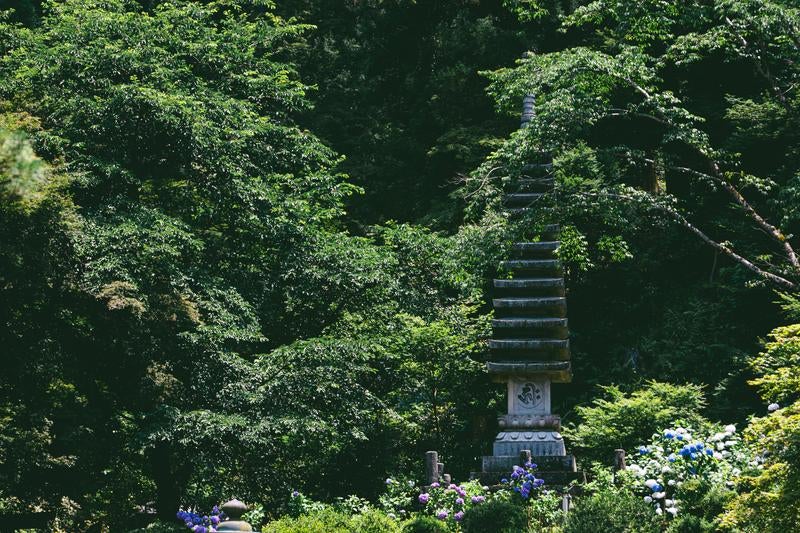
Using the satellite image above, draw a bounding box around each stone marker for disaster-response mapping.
[217,499,253,532]
[425,451,439,484]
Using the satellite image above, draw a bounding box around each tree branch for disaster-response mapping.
[670,164,800,270]
[579,190,797,290]
[723,15,793,113]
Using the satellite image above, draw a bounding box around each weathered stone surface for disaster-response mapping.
[486,360,570,375]
[491,318,569,340]
[218,499,253,532]
[494,277,562,289]
[489,338,569,352]
[481,454,576,473]
[512,241,559,254]
[493,296,565,308]
[515,177,554,192]
[507,379,550,415]
[499,259,561,273]
[492,431,566,456]
[492,316,567,328]
[472,470,586,486]
[497,413,561,430]
[504,193,545,206]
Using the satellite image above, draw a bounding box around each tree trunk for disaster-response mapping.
[151,443,180,522]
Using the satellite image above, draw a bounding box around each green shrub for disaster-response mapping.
[262,508,351,533]
[401,515,450,533]
[126,521,184,533]
[461,499,527,533]
[350,509,402,533]
[667,513,715,533]
[564,489,661,533]
[564,381,708,464]
[263,508,400,533]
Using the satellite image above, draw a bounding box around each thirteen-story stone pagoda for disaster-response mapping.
[476,95,582,485]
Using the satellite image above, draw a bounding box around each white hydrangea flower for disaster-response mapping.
[653,492,666,500]
[644,496,652,503]
[666,507,678,516]
[645,479,658,489]
[655,507,663,515]
[725,424,736,434]
[768,403,779,412]
[668,479,676,486]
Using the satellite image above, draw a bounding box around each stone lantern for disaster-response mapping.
[217,499,255,532]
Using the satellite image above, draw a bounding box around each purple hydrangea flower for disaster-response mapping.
[291,490,300,498]
[385,478,393,485]
[419,493,430,504]
[430,482,440,488]
[436,510,448,520]
[454,511,464,522]
[455,497,464,505]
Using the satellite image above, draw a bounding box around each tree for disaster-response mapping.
[721,294,800,530]
[0,0,357,525]
[471,0,800,290]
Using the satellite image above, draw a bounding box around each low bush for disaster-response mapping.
[564,489,661,533]
[262,508,401,533]
[401,515,450,533]
[126,521,184,533]
[460,499,527,533]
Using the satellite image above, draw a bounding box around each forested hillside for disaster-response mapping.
[1,1,799,532]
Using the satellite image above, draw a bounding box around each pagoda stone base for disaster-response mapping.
[492,430,566,456]
[472,454,585,487]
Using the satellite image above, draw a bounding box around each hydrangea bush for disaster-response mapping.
[380,476,420,520]
[621,424,760,520]
[414,462,564,530]
[416,480,489,524]
[176,506,224,533]
[501,461,546,500]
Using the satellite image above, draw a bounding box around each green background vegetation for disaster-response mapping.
[2,0,800,531]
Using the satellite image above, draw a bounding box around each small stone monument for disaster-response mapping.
[217,499,254,532]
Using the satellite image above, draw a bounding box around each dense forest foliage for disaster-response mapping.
[1,1,799,531]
